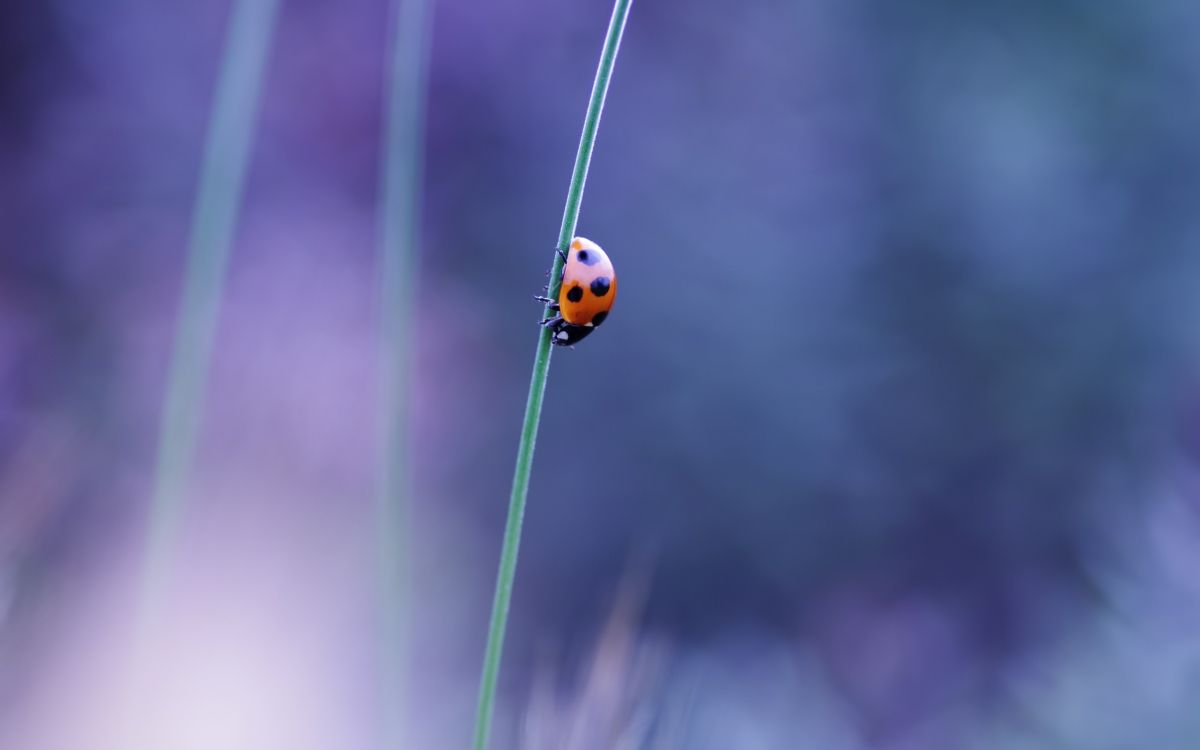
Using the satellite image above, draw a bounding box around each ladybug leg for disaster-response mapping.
[532,295,559,310]
[539,314,564,329]
[556,247,568,264]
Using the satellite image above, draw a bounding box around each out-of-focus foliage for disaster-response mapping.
[2,0,1199,747]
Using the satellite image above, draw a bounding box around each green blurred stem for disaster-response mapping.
[376,0,433,745]
[140,0,281,621]
[470,0,633,748]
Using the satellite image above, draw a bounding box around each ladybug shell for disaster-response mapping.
[557,237,617,329]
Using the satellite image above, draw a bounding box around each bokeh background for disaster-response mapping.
[4,0,1200,748]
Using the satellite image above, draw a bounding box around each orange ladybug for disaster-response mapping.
[535,236,617,347]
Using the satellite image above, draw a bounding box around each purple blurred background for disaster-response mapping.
[3,0,1200,747]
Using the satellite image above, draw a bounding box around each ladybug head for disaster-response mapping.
[547,318,596,347]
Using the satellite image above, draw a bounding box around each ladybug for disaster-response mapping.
[535,236,617,347]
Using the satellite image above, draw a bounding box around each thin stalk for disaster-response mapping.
[376,0,434,745]
[470,1,633,748]
[139,0,281,624]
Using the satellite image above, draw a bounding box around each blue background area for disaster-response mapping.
[2,1,1200,747]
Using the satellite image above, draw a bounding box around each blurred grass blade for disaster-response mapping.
[376,0,434,744]
[140,0,282,619]
[471,1,633,748]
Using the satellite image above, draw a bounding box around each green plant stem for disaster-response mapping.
[376,0,434,745]
[139,0,281,624]
[470,1,633,748]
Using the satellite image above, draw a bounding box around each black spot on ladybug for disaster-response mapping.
[577,250,599,266]
[591,310,608,326]
[589,277,611,297]
[566,285,584,303]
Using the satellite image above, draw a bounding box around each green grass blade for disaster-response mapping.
[140,0,282,621]
[470,1,633,748]
[376,0,434,744]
